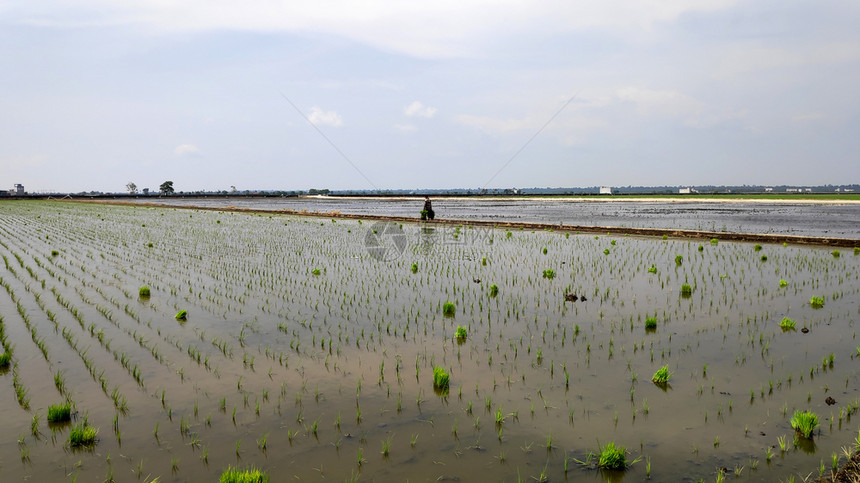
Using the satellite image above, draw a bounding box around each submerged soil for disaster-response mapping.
[0,199,859,482]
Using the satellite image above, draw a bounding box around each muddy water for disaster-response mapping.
[130,196,860,238]
[0,200,858,482]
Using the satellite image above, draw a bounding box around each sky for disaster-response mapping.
[1,0,858,193]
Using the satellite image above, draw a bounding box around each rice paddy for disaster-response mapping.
[0,199,858,481]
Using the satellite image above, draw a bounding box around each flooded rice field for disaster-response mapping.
[133,196,860,239]
[0,199,859,482]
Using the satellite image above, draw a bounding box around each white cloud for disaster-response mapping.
[404,101,437,118]
[174,144,200,156]
[393,124,416,132]
[6,0,740,58]
[308,106,343,127]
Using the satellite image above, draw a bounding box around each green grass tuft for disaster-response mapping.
[597,442,628,470]
[433,366,450,391]
[47,403,71,422]
[219,465,270,483]
[68,422,98,447]
[651,365,671,384]
[790,410,820,439]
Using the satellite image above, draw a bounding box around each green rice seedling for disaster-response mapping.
[779,279,789,287]
[138,286,150,297]
[442,302,456,318]
[855,247,859,255]
[760,254,767,261]
[597,442,628,470]
[710,238,718,244]
[433,366,450,391]
[697,244,703,251]
[680,284,692,297]
[790,410,820,439]
[644,317,657,330]
[51,250,59,256]
[47,403,72,422]
[410,433,418,447]
[410,263,418,273]
[754,244,762,251]
[647,265,657,274]
[175,310,188,321]
[381,435,393,456]
[219,465,269,483]
[652,365,671,385]
[489,284,499,297]
[832,250,840,258]
[0,351,10,367]
[68,422,98,447]
[311,268,321,276]
[810,296,825,308]
[780,317,796,330]
[481,256,487,265]
[455,326,467,342]
[542,269,555,279]
[674,255,682,265]
[603,248,610,255]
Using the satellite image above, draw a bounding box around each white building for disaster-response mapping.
[679,188,691,194]
[599,186,612,195]
[13,184,24,196]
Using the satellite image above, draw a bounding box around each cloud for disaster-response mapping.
[5,0,741,58]
[174,144,200,156]
[404,101,437,118]
[308,106,343,127]
[393,123,416,132]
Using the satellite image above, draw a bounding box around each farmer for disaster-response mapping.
[422,196,435,221]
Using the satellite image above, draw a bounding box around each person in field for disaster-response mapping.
[422,196,435,221]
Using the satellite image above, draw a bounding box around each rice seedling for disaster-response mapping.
[791,410,820,439]
[779,279,789,287]
[138,286,150,297]
[442,302,456,318]
[651,365,671,385]
[455,325,467,342]
[381,435,392,456]
[810,296,825,308]
[433,366,450,391]
[597,442,628,470]
[779,317,796,330]
[647,265,657,274]
[644,317,657,330]
[175,310,188,321]
[410,263,418,273]
[219,465,269,483]
[760,254,767,261]
[542,269,555,279]
[0,351,10,367]
[47,403,72,422]
[680,284,692,297]
[68,422,98,447]
[674,255,682,265]
[489,284,499,297]
[832,250,840,258]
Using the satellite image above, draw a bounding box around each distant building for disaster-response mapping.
[679,188,692,194]
[599,186,612,195]
[786,188,800,192]
[764,187,773,192]
[142,188,149,195]
[12,184,24,196]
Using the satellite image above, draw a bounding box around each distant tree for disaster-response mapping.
[230,185,237,194]
[126,182,138,194]
[159,181,175,195]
